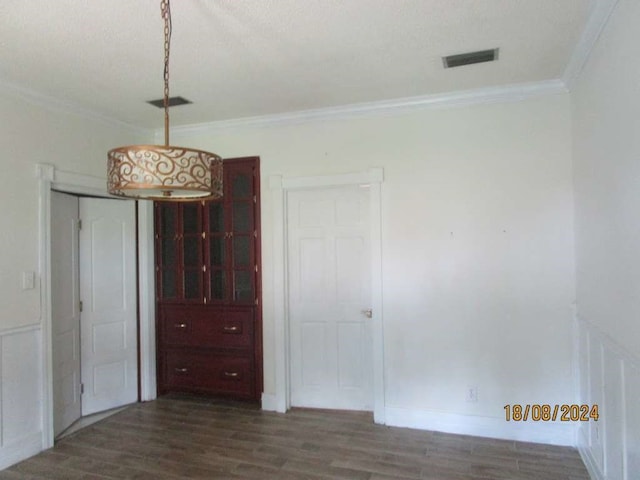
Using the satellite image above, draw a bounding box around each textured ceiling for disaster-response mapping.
[0,0,591,129]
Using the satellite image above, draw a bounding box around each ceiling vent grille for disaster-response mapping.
[443,48,499,68]
[147,96,192,108]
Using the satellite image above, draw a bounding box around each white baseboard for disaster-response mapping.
[261,393,283,412]
[578,444,604,480]
[385,406,575,446]
[0,432,43,470]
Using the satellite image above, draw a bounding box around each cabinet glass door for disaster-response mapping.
[229,167,255,303]
[156,204,179,300]
[181,203,203,301]
[205,200,226,302]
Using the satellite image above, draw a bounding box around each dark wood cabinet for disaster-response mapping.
[155,157,262,401]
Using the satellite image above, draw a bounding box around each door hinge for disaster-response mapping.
[78,219,82,230]
[253,195,257,204]
[79,301,83,312]
[254,230,257,238]
[80,383,84,395]
[255,297,259,306]
[255,265,258,272]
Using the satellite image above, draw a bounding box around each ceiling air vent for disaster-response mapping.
[147,96,192,108]
[443,48,499,68]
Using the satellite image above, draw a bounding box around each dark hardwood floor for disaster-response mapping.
[1,396,590,479]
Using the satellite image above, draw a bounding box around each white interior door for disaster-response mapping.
[288,185,372,410]
[51,192,82,436]
[79,198,137,415]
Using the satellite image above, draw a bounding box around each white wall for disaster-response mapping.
[0,66,579,469]
[174,93,576,445]
[0,90,146,469]
[572,0,640,477]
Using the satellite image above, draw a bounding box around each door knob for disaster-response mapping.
[361,309,373,318]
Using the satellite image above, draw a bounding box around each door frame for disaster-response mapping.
[37,164,156,448]
[270,168,385,423]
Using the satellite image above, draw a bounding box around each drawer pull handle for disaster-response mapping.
[223,326,239,332]
[223,371,239,378]
[174,367,188,373]
[174,323,187,329]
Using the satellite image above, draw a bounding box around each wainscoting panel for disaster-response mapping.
[0,326,43,470]
[577,318,640,480]
[625,363,640,476]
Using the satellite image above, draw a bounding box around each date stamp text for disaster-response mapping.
[504,404,599,422]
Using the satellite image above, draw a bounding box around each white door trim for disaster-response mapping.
[270,168,385,423]
[36,164,156,449]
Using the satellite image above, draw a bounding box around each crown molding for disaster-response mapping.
[563,0,620,90]
[0,77,153,138]
[167,79,568,139]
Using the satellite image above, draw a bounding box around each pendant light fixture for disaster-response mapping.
[107,0,222,201]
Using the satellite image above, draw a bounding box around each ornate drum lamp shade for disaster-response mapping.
[107,0,222,201]
[107,146,222,200]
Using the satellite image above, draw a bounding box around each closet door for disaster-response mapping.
[51,192,81,436]
[79,198,138,415]
[288,185,373,410]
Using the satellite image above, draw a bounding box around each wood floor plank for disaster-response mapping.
[1,396,590,479]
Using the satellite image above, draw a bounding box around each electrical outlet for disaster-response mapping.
[466,386,478,403]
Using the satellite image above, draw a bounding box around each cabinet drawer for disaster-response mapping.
[163,351,253,397]
[161,306,252,348]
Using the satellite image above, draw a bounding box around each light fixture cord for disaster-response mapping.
[161,0,172,146]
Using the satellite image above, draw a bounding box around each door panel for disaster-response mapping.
[288,185,372,410]
[337,323,365,388]
[79,198,137,415]
[301,322,326,386]
[51,192,81,436]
